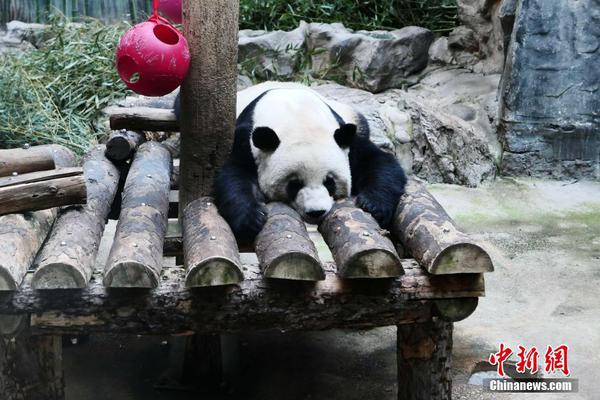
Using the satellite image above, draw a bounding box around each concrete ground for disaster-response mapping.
[64,178,600,400]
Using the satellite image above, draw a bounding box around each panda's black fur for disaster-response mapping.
[174,85,407,243]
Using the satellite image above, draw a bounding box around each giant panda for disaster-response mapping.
[175,81,407,242]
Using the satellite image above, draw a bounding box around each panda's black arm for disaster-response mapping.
[349,136,407,228]
[213,159,267,244]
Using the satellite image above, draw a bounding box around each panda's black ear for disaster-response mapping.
[252,127,280,151]
[334,123,357,148]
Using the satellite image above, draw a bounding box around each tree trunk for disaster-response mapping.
[107,106,178,132]
[0,146,55,177]
[0,170,86,216]
[105,130,145,161]
[179,0,239,210]
[393,180,494,274]
[104,142,171,288]
[255,202,324,281]
[397,320,453,400]
[0,334,64,400]
[319,200,403,278]
[32,146,121,289]
[182,197,243,287]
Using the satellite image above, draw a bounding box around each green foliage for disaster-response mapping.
[0,14,129,154]
[240,0,458,33]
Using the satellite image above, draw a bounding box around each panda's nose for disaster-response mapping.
[306,210,326,219]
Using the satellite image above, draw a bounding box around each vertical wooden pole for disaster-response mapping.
[397,320,453,400]
[179,0,240,213]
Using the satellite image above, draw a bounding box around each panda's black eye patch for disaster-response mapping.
[286,178,304,201]
[324,175,336,196]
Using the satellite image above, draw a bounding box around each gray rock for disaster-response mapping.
[307,24,434,93]
[499,0,600,180]
[428,37,453,65]
[448,26,479,52]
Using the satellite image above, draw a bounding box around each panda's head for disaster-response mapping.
[249,89,356,224]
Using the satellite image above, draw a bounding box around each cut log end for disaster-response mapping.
[31,264,87,290]
[432,243,494,275]
[105,136,132,160]
[433,298,479,322]
[0,268,18,291]
[103,261,159,288]
[185,257,244,288]
[341,249,404,279]
[264,252,325,281]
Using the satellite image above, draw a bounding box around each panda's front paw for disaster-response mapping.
[356,193,395,228]
[229,203,268,243]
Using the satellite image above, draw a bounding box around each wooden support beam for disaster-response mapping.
[0,145,55,177]
[105,130,145,161]
[0,168,86,216]
[182,197,243,287]
[256,202,324,281]
[393,180,494,274]
[0,334,64,400]
[0,210,56,291]
[397,320,453,400]
[179,0,239,211]
[0,261,484,335]
[107,106,178,132]
[32,146,121,289]
[104,142,171,288]
[319,200,403,278]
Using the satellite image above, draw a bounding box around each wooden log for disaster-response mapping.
[171,158,179,189]
[163,133,180,159]
[182,197,243,287]
[107,106,178,132]
[179,0,239,210]
[0,261,485,335]
[0,145,55,177]
[0,210,56,291]
[0,167,81,188]
[255,202,324,281]
[104,142,171,288]
[32,146,120,289]
[0,334,64,400]
[0,314,28,337]
[433,298,479,322]
[43,144,77,168]
[397,320,453,400]
[0,169,86,216]
[393,180,494,274]
[104,129,145,161]
[319,200,403,278]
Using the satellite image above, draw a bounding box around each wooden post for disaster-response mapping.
[179,0,239,210]
[397,320,453,400]
[0,334,64,400]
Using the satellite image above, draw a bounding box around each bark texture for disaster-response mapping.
[319,200,403,278]
[182,198,243,287]
[0,261,484,335]
[32,146,120,289]
[393,180,494,274]
[0,170,86,216]
[0,146,55,177]
[105,130,145,162]
[107,106,178,132]
[0,334,64,400]
[397,320,453,400]
[179,0,239,209]
[256,202,324,281]
[0,210,56,291]
[104,142,171,288]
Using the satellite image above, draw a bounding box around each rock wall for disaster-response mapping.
[499,0,600,179]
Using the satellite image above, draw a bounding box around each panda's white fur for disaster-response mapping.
[236,82,357,219]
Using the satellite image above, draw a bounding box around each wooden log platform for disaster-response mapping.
[256,202,324,281]
[32,146,121,289]
[319,199,403,278]
[394,180,494,275]
[182,197,243,287]
[104,142,171,288]
[0,168,87,216]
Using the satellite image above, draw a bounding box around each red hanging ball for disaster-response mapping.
[158,0,182,24]
[115,19,190,97]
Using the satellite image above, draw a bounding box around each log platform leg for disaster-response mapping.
[0,333,64,400]
[397,320,453,400]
